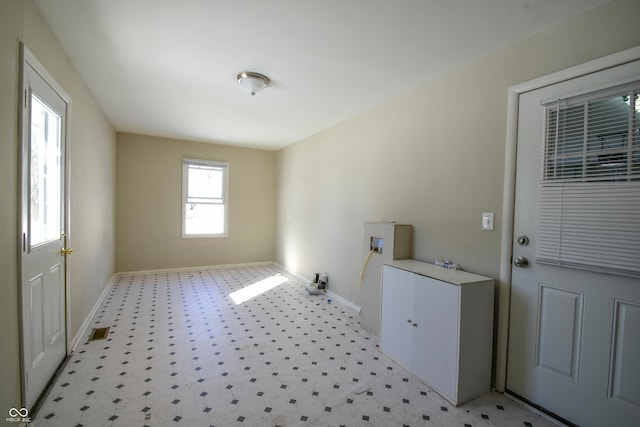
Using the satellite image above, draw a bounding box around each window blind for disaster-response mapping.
[537,82,640,277]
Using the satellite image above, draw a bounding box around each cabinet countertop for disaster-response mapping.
[383,259,493,286]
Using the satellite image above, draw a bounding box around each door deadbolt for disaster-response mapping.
[513,256,529,268]
[516,236,529,246]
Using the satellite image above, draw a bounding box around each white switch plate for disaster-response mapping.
[482,212,494,231]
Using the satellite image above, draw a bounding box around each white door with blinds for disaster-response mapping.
[507,59,640,427]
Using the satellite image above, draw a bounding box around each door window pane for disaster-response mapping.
[30,94,62,247]
[543,85,640,182]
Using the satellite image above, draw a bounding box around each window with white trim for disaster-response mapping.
[537,81,640,277]
[182,158,228,238]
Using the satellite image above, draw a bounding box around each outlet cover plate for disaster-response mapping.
[482,212,494,231]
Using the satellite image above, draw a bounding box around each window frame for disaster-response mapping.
[181,158,229,238]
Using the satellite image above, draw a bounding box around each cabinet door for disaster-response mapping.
[381,266,414,369]
[411,275,459,401]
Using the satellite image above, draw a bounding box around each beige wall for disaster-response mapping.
[275,0,640,379]
[116,133,277,272]
[1,0,638,413]
[0,0,116,411]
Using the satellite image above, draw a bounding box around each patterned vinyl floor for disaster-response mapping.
[33,263,558,427]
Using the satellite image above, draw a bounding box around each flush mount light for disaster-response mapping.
[236,71,270,96]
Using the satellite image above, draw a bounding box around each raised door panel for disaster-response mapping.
[609,300,640,410]
[536,285,584,382]
[28,274,45,369]
[412,275,459,401]
[381,266,414,369]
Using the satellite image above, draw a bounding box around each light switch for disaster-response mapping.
[482,212,494,231]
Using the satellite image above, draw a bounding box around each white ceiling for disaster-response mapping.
[35,0,611,150]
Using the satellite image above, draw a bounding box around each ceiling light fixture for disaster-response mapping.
[236,71,270,96]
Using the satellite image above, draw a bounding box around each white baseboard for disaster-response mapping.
[117,261,274,276]
[274,262,361,313]
[325,290,361,313]
[70,274,116,351]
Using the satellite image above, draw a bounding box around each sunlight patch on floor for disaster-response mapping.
[229,274,288,304]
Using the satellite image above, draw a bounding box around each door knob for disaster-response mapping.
[60,247,73,256]
[513,256,528,268]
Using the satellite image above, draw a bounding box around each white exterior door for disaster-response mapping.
[507,60,640,426]
[20,46,70,410]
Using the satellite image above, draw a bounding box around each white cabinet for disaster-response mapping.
[381,260,494,406]
[380,264,415,369]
